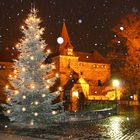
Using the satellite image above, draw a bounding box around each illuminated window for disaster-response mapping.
[67,48,73,55]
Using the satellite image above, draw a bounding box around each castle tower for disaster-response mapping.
[59,22,74,55]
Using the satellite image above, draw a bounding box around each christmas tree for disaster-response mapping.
[3,9,64,126]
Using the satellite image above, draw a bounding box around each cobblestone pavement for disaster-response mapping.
[0,107,140,139]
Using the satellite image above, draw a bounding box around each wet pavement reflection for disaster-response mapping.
[1,106,140,139]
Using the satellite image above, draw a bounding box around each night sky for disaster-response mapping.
[0,0,140,61]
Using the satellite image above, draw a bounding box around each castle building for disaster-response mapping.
[0,23,119,107]
[52,22,111,107]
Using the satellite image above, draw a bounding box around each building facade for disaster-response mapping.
[52,23,111,107]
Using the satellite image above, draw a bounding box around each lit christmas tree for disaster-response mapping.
[3,9,64,127]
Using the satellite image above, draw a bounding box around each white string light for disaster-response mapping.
[22,107,26,112]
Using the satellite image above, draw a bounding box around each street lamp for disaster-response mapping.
[112,79,120,100]
[112,79,120,113]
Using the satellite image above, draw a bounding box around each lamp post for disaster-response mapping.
[112,79,120,113]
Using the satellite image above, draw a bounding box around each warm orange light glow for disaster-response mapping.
[30,56,34,60]
[22,67,26,72]
[55,73,59,77]
[37,18,40,22]
[14,90,19,95]
[40,45,44,49]
[14,70,17,73]
[52,65,56,69]
[46,85,50,89]
[40,30,43,34]
[9,74,12,78]
[7,98,11,102]
[16,44,20,48]
[31,85,35,89]
[14,75,17,78]
[35,34,39,39]
[47,49,51,53]
[58,87,63,91]
[5,85,9,89]
[7,110,11,114]
[40,64,45,69]
[21,25,24,29]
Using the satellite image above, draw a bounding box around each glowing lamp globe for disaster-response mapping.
[112,79,120,87]
[57,37,64,44]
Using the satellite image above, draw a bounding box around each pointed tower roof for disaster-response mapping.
[61,22,70,45]
[59,22,73,54]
